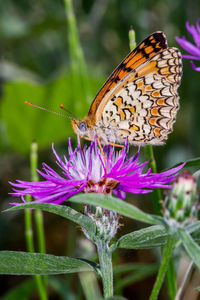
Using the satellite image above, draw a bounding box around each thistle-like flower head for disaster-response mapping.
[9,138,184,205]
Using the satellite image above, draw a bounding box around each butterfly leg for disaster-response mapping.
[79,135,107,169]
[108,142,124,149]
[96,137,107,171]
[80,135,93,142]
[77,135,81,145]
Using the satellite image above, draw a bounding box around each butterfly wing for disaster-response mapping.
[96,47,182,145]
[88,32,168,119]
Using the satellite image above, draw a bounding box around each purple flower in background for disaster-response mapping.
[9,138,184,205]
[176,19,200,71]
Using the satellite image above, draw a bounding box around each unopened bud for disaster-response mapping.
[164,171,198,228]
[83,205,119,245]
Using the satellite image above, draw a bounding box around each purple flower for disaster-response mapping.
[9,138,184,205]
[176,19,200,71]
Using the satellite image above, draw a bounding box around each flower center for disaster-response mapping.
[84,178,119,195]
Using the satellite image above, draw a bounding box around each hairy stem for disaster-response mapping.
[97,242,113,298]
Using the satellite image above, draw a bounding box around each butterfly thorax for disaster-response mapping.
[71,117,118,145]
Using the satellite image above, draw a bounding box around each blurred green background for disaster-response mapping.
[1,0,200,299]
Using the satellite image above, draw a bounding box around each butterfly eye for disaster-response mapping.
[78,121,87,132]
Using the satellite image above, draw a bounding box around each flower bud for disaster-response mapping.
[83,205,119,245]
[164,171,198,227]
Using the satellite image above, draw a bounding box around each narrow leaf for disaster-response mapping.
[186,221,200,233]
[168,157,200,169]
[70,194,162,225]
[6,203,96,236]
[178,229,200,270]
[183,157,200,168]
[117,225,167,249]
[186,221,200,242]
[0,251,98,275]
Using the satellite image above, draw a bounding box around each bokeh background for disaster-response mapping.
[0,0,200,299]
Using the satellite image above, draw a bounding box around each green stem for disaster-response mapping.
[30,142,48,297]
[166,259,177,300]
[149,234,177,300]
[30,143,46,255]
[64,0,91,115]
[144,145,162,214]
[97,243,113,298]
[35,209,46,254]
[34,276,47,300]
[24,194,35,253]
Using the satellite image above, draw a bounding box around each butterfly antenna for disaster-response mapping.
[25,101,77,121]
[60,104,77,119]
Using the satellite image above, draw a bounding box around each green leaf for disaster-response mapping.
[184,157,200,168]
[2,279,35,300]
[186,221,200,242]
[169,157,200,169]
[117,225,168,249]
[178,229,200,270]
[0,251,98,275]
[6,202,96,237]
[70,194,163,225]
[186,221,200,233]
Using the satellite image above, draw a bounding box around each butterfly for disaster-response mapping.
[71,31,182,146]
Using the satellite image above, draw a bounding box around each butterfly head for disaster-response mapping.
[71,119,89,137]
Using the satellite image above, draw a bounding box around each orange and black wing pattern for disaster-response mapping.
[88,32,168,117]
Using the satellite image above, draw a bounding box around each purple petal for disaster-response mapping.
[182,54,200,60]
[155,163,185,177]
[176,37,200,57]
[196,19,200,34]
[186,21,200,47]
[191,61,200,71]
